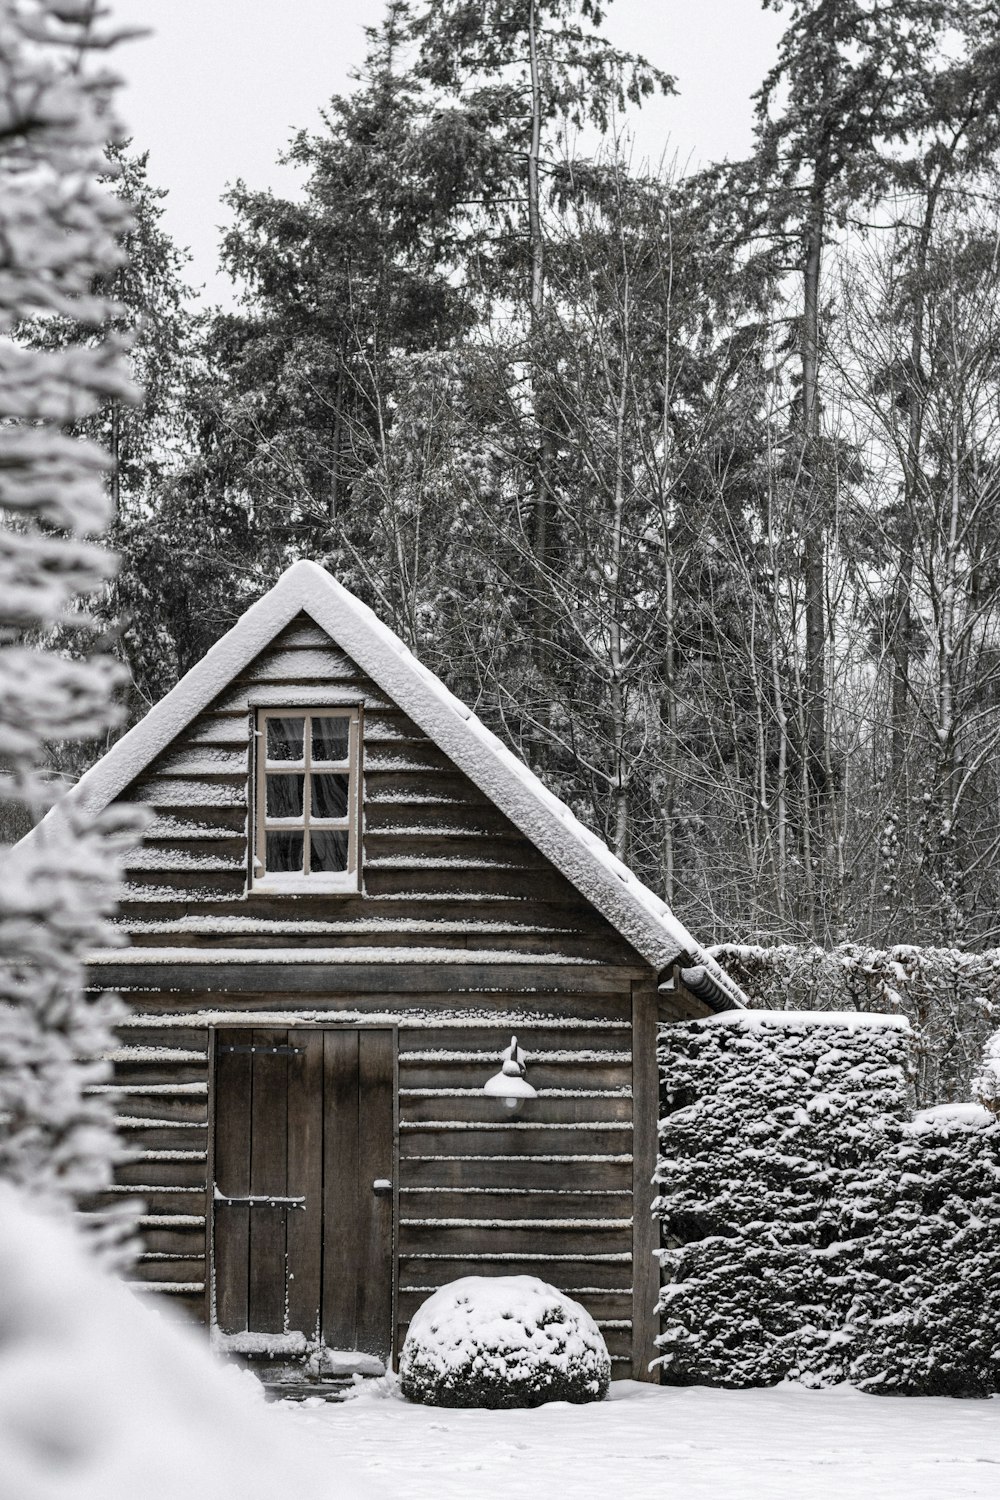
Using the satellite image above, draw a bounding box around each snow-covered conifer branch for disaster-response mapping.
[0,0,142,1253]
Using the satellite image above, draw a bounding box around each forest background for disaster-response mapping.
[36,0,1000,1097]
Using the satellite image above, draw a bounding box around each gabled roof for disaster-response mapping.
[35,561,746,1008]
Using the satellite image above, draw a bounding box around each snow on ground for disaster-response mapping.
[0,1186,378,1500]
[291,1376,1000,1500]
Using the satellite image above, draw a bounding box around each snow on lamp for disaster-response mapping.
[483,1035,537,1112]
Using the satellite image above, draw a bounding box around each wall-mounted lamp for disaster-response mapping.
[483,1035,538,1113]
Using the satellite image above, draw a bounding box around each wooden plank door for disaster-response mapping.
[212,1027,394,1361]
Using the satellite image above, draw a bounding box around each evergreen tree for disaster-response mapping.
[751,0,949,934]
[0,0,142,1254]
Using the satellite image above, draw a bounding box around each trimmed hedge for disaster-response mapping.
[851,1103,1000,1396]
[654,1011,911,1388]
[709,942,998,1106]
[656,1012,1000,1393]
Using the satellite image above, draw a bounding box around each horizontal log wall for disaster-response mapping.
[91,609,667,1374]
[115,614,638,966]
[90,976,639,1373]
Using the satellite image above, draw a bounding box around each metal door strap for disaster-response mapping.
[214,1192,306,1210]
[218,1045,305,1056]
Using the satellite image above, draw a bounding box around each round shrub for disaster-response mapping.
[399,1275,611,1409]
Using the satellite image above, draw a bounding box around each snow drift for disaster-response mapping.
[0,1184,376,1500]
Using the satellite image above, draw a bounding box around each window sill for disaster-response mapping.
[251,874,360,897]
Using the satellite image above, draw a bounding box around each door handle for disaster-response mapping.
[372,1179,392,1194]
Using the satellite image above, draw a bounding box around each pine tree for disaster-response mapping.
[26,139,200,722]
[752,0,950,935]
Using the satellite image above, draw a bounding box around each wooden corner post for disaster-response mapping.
[630,975,660,1381]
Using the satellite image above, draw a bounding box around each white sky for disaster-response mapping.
[109,0,785,307]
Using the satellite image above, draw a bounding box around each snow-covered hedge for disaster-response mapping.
[710,942,998,1106]
[851,1102,1000,1397]
[656,1012,1000,1394]
[654,1012,912,1388]
[399,1276,611,1408]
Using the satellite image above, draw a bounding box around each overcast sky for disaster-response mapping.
[110,0,785,307]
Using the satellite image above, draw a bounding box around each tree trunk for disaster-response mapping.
[109,398,120,519]
[800,186,827,935]
[526,0,556,719]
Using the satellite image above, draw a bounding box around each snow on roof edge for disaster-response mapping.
[24,559,747,1001]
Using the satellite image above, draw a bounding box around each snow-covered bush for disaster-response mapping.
[654,1012,911,1388]
[399,1276,611,1408]
[850,1102,1000,1397]
[711,942,998,1106]
[0,2,142,1249]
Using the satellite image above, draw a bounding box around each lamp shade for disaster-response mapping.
[483,1035,538,1109]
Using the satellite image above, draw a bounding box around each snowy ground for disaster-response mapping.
[287,1377,1000,1500]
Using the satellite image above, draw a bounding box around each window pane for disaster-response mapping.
[311,829,349,873]
[266,774,304,819]
[311,772,350,820]
[266,716,305,762]
[265,831,304,872]
[312,716,350,763]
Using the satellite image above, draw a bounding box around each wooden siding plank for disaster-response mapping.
[285,1029,324,1337]
[399,1156,632,1191]
[398,1257,631,1290]
[94,1187,204,1214]
[93,965,641,997]
[631,979,660,1383]
[398,1224,632,1257]
[399,1125,632,1157]
[399,1190,630,1220]
[114,1024,211,1050]
[105,1096,208,1124]
[322,1029,360,1350]
[247,1029,288,1334]
[115,1159,208,1189]
[357,1029,395,1357]
[208,1027,251,1332]
[140,1226,207,1256]
[395,1288,634,1324]
[399,1061,632,1092]
[236,647,367,682]
[359,868,592,901]
[401,1025,631,1052]
[132,1257,207,1282]
[127,777,247,808]
[399,1094,631,1126]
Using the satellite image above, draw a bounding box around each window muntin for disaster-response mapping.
[254,708,361,888]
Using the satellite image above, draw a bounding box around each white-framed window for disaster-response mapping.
[252,708,362,892]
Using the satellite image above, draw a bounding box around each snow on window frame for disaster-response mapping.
[250,705,363,895]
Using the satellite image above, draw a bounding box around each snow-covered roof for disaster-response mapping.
[34,560,746,1006]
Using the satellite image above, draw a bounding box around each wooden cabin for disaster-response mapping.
[59,561,744,1390]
